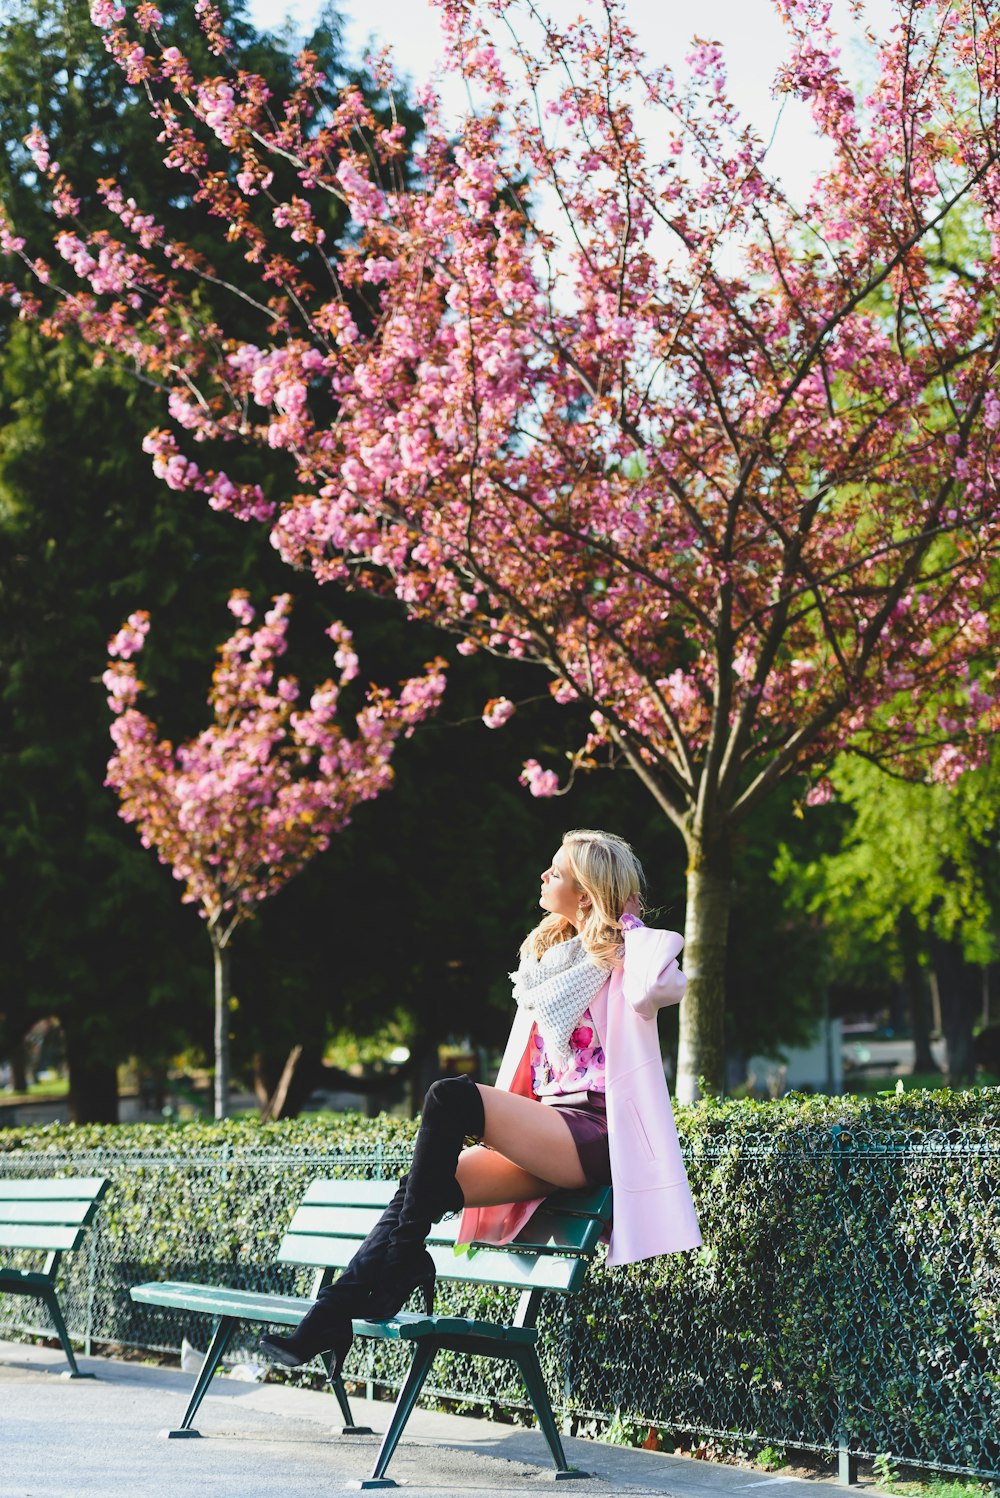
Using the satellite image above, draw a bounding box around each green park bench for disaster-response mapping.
[0,1175,109,1379]
[130,1177,613,1487]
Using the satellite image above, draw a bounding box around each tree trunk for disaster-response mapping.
[898,915,939,1075]
[404,1030,428,1118]
[212,937,231,1121]
[929,935,979,1087]
[253,1041,325,1118]
[251,1051,274,1110]
[10,1040,28,1095]
[279,1041,326,1117]
[982,966,993,1029]
[675,833,733,1102]
[260,1044,303,1122]
[64,1027,119,1124]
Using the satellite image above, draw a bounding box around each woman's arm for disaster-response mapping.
[620,923,686,1020]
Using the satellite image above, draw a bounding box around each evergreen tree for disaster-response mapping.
[0,0,393,1118]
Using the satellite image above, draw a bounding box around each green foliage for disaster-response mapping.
[0,1111,419,1159]
[877,1480,996,1498]
[5,1089,1000,1480]
[725,785,831,1061]
[876,1454,902,1487]
[775,753,1000,984]
[755,1445,787,1471]
[602,1411,644,1447]
[0,0,424,1114]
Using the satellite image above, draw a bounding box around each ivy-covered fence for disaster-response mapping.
[2,1091,1000,1480]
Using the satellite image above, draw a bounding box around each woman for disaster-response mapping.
[261,828,701,1376]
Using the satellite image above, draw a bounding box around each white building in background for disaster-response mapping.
[741,1017,844,1098]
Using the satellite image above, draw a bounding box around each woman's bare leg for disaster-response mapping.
[455,1084,588,1206]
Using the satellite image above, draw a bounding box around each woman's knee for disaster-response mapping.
[422,1074,485,1132]
[423,1075,475,1110]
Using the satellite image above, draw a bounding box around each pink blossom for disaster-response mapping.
[102,592,446,932]
[227,591,255,626]
[108,610,150,660]
[482,696,515,728]
[984,394,1000,431]
[197,81,237,142]
[25,126,52,175]
[519,759,560,797]
[804,779,834,807]
[90,0,125,26]
[0,221,25,255]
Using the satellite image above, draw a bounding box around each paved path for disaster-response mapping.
[1,1339,861,1498]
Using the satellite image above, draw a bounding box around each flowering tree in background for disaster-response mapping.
[103,593,445,1117]
[5,0,1000,1095]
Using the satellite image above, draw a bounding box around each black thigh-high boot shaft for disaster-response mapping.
[260,1177,408,1369]
[367,1074,485,1320]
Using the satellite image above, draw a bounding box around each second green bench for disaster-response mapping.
[0,1175,108,1378]
[131,1177,612,1486]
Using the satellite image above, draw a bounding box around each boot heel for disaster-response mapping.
[368,1250,437,1320]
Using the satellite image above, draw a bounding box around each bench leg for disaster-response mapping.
[511,1345,589,1480]
[40,1288,92,1380]
[163,1316,236,1438]
[359,1339,438,1489]
[318,1350,374,1436]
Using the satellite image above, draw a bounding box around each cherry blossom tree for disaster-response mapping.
[5,0,1000,1095]
[103,592,445,1117]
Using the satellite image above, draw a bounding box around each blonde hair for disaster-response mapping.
[521,829,646,968]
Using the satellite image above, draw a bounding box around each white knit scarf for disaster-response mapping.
[510,936,610,1071]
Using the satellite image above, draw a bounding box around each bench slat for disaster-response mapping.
[0,1178,107,1203]
[0,1201,100,1228]
[288,1203,462,1244]
[301,1179,610,1222]
[0,1224,86,1252]
[131,1282,315,1324]
[284,1203,602,1257]
[352,1311,536,1345]
[128,1281,538,1345]
[0,1268,53,1292]
[277,1233,586,1292]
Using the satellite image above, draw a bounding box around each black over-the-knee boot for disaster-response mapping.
[367,1075,485,1321]
[260,1176,409,1370]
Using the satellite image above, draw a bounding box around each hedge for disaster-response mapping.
[2,1088,1000,1479]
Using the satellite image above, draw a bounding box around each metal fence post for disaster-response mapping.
[831,1125,858,1485]
[83,1221,97,1358]
[561,1299,573,1436]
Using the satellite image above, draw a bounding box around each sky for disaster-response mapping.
[245,0,897,205]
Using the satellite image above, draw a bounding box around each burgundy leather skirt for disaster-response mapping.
[541,1091,611,1186]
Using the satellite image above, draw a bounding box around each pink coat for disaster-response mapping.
[456,925,703,1266]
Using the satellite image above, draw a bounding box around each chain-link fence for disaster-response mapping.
[2,1123,999,1479]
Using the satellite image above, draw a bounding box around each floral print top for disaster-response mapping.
[531,1008,607,1097]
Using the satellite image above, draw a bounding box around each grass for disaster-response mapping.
[845,1072,1000,1096]
[1,1077,70,1103]
[874,1469,996,1498]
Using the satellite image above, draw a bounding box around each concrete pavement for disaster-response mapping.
[0,1339,861,1498]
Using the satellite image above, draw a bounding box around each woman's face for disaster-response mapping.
[539,846,588,927]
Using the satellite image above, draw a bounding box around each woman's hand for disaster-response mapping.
[617,893,642,929]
